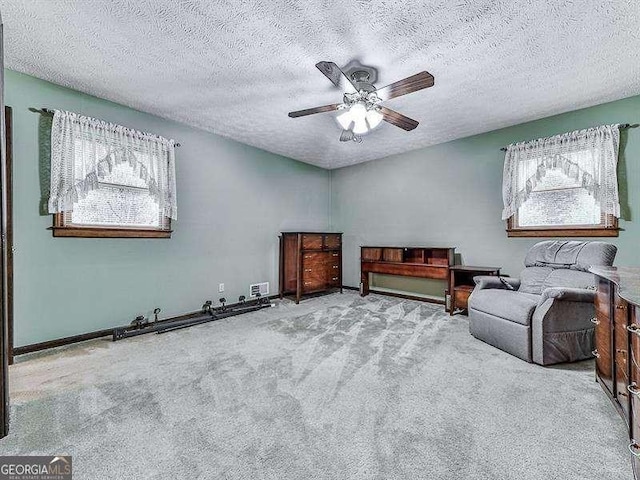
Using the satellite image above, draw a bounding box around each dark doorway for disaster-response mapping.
[5,106,11,367]
[0,12,10,438]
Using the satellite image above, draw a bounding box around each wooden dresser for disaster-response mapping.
[279,232,342,304]
[591,266,640,479]
[360,246,455,304]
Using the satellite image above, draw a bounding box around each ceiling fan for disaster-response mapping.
[288,61,434,142]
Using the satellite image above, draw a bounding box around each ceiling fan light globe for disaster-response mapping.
[336,111,354,130]
[349,103,367,120]
[366,109,383,129]
[352,118,369,135]
[348,103,369,134]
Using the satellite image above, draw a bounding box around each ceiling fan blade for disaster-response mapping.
[288,103,341,118]
[380,107,419,131]
[339,130,354,142]
[376,71,434,101]
[316,61,358,93]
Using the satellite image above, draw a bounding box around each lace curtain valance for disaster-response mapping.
[501,124,620,225]
[48,110,178,220]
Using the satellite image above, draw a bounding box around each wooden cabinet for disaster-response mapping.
[360,246,455,304]
[591,266,640,478]
[594,277,614,397]
[279,232,342,304]
[630,305,640,477]
[615,294,631,423]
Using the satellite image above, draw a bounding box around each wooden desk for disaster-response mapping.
[447,265,501,315]
[360,246,455,304]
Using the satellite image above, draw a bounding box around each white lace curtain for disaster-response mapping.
[48,110,178,219]
[501,124,620,225]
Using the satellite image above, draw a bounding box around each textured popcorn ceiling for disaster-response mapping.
[2,1,640,169]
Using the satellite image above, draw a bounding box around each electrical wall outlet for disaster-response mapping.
[218,283,225,293]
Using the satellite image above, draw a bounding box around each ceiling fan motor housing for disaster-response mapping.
[342,60,379,92]
[287,59,432,142]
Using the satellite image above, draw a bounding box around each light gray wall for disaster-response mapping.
[7,70,330,346]
[330,95,640,292]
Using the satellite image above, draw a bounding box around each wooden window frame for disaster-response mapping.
[506,211,619,238]
[505,148,620,237]
[48,137,173,239]
[51,212,172,238]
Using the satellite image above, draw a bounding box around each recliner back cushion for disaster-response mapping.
[524,240,617,272]
[519,266,596,295]
[519,267,553,294]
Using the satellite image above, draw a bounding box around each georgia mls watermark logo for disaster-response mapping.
[0,456,72,480]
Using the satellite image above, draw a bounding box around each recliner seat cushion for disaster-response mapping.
[469,290,540,326]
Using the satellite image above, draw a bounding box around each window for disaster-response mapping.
[502,125,621,237]
[48,110,177,238]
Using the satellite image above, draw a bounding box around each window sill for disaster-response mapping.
[506,227,619,238]
[49,226,172,238]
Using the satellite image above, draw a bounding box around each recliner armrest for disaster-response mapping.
[539,287,595,304]
[473,276,521,291]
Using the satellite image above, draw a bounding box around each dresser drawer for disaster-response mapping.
[615,294,631,423]
[327,262,341,273]
[302,273,326,292]
[302,264,324,279]
[302,234,323,250]
[324,234,341,249]
[302,252,327,266]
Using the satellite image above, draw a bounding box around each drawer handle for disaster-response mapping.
[332,277,338,281]
[592,349,600,359]
[627,324,640,336]
[590,317,599,325]
[332,253,339,257]
[629,442,640,457]
[628,383,640,397]
[332,265,339,269]
[304,282,310,286]
[304,255,310,259]
[617,305,627,310]
[304,268,312,272]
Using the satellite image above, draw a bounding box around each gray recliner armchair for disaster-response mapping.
[468,241,617,365]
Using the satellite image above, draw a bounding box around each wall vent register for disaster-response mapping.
[250,282,269,297]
